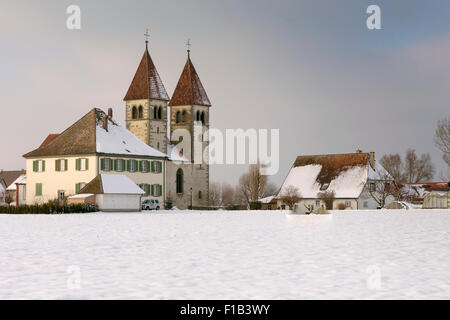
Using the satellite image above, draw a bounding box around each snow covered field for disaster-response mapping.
[0,209,449,299]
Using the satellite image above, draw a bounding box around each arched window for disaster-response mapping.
[131,106,137,119]
[182,110,187,122]
[158,106,162,119]
[200,111,205,124]
[138,105,143,119]
[175,111,180,123]
[176,168,184,194]
[196,111,200,121]
[153,106,157,119]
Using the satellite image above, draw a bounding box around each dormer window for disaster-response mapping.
[320,183,329,191]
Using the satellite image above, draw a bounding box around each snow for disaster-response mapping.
[100,174,145,194]
[96,119,167,158]
[167,144,190,162]
[259,195,276,203]
[68,193,94,199]
[280,164,367,198]
[6,174,26,191]
[368,161,393,180]
[0,209,449,299]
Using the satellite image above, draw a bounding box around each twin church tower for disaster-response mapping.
[124,38,211,208]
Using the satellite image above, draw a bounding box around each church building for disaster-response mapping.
[124,39,211,209]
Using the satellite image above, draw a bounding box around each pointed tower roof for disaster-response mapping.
[124,47,169,101]
[169,55,211,107]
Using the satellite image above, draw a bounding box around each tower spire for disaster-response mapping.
[144,28,150,50]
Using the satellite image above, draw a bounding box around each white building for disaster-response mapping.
[278,151,394,212]
[6,174,26,206]
[76,174,145,212]
[23,108,167,206]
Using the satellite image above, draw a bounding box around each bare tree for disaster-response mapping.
[237,163,275,208]
[209,182,223,207]
[280,186,302,211]
[404,149,435,183]
[380,149,435,184]
[366,165,397,207]
[380,154,404,183]
[317,190,335,210]
[434,116,450,166]
[221,183,235,207]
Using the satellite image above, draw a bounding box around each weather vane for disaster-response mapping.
[186,38,191,58]
[145,28,150,48]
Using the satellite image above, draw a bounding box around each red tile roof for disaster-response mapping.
[124,48,169,101]
[169,57,211,107]
[39,134,59,147]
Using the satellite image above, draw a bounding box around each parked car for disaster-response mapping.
[142,199,160,210]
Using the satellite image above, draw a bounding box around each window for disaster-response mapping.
[200,111,205,124]
[363,201,368,208]
[55,159,68,172]
[157,142,160,149]
[152,184,162,197]
[315,200,320,207]
[35,183,42,196]
[176,168,183,194]
[151,161,162,173]
[58,190,65,201]
[127,159,138,172]
[369,182,375,192]
[196,110,200,121]
[320,183,329,191]
[115,159,125,171]
[75,183,86,193]
[138,105,143,119]
[132,106,137,119]
[345,201,351,207]
[175,111,180,123]
[76,158,89,171]
[158,107,162,119]
[140,160,149,172]
[182,110,187,122]
[101,158,112,171]
[198,190,202,199]
[32,160,45,172]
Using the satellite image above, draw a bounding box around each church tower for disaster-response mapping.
[167,45,211,208]
[124,40,169,154]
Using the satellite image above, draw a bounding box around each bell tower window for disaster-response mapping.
[132,106,137,119]
[176,111,180,123]
[176,168,184,194]
[138,105,143,119]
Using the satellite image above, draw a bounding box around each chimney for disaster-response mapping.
[108,108,113,119]
[369,152,375,169]
[103,115,108,132]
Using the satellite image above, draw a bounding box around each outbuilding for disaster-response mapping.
[78,174,145,212]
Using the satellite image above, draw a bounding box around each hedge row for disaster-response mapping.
[0,203,98,214]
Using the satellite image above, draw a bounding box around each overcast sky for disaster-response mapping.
[0,0,449,185]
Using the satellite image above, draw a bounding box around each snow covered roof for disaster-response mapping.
[79,174,145,195]
[0,183,5,195]
[279,153,373,199]
[0,170,26,188]
[169,56,211,107]
[259,195,278,204]
[24,109,167,159]
[6,174,26,191]
[123,48,169,101]
[68,193,94,199]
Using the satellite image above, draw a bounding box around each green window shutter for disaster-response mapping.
[158,161,162,173]
[100,158,105,170]
[36,183,42,196]
[85,158,89,170]
[113,159,118,171]
[159,185,162,196]
[42,160,46,172]
[139,161,143,172]
[55,160,60,172]
[109,159,113,170]
[33,160,37,172]
[147,184,151,196]
[146,161,150,172]
[65,159,68,171]
[75,183,80,193]
[151,184,155,196]
[151,161,155,172]
[76,159,80,171]
[127,160,131,172]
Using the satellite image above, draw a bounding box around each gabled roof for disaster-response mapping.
[23,108,167,158]
[79,174,145,195]
[169,56,211,107]
[6,174,26,191]
[279,153,373,199]
[0,170,26,188]
[124,48,169,101]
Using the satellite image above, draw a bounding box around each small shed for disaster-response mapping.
[423,191,449,209]
[78,174,145,212]
[67,193,96,205]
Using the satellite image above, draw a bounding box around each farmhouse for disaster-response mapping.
[0,169,26,205]
[23,108,166,205]
[278,151,394,212]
